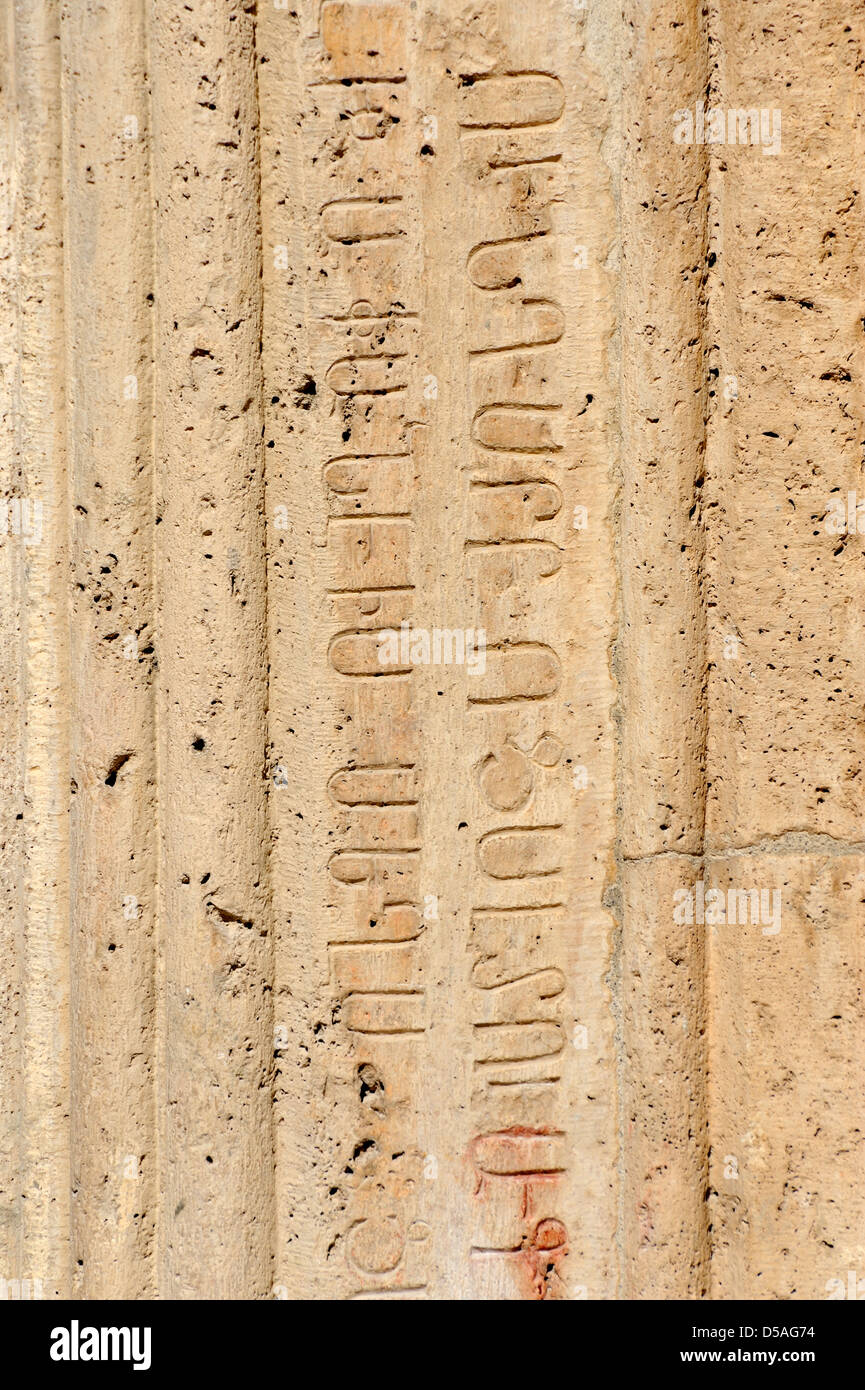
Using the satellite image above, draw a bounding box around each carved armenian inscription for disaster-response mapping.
[459,63,573,1300]
[315,2,430,1298]
[313,3,575,1299]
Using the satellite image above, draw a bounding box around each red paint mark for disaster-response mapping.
[468,1127,570,1300]
[467,1124,564,1193]
[497,1124,557,1138]
[524,1218,569,1300]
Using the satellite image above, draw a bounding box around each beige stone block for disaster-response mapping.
[0,0,861,1302]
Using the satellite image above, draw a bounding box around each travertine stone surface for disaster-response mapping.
[0,0,863,1300]
[62,0,157,1300]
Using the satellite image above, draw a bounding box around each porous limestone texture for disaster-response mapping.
[0,0,862,1300]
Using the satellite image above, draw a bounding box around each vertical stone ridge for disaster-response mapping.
[2,0,72,1300]
[249,0,276,1304]
[706,0,865,1299]
[0,0,21,1292]
[142,0,163,1297]
[702,0,725,1302]
[617,0,712,1296]
[61,0,158,1300]
[150,0,275,1298]
[257,0,323,1299]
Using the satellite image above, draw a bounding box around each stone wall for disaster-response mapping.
[1,0,862,1300]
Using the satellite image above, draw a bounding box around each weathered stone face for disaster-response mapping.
[0,0,862,1302]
